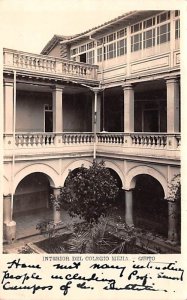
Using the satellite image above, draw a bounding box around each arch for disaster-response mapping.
[61,159,92,186]
[125,165,168,198]
[14,163,60,193]
[102,160,125,188]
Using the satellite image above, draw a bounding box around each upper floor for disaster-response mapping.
[4,10,180,87]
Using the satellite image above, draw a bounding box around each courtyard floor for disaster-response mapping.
[3,208,79,254]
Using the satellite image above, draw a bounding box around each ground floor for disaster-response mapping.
[3,156,180,252]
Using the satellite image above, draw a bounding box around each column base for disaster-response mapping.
[4,220,16,243]
[53,209,61,224]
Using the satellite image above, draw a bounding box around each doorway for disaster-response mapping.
[44,104,53,132]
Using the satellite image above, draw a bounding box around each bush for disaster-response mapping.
[51,160,119,224]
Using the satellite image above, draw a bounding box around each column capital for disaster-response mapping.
[51,186,61,191]
[90,87,102,94]
[165,75,179,84]
[3,78,14,86]
[122,82,133,90]
[52,85,65,92]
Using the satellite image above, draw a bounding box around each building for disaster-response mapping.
[3,10,180,250]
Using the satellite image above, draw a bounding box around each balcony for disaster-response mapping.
[4,132,180,161]
[3,48,99,82]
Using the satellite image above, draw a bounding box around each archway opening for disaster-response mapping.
[13,172,53,239]
[133,174,168,236]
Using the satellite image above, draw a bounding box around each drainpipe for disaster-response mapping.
[11,71,16,219]
[93,89,97,160]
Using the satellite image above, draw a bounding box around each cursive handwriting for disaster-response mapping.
[1,259,184,296]
[90,263,126,277]
[7,259,41,270]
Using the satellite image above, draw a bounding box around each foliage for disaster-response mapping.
[59,215,138,254]
[18,245,35,254]
[167,174,181,203]
[51,160,119,223]
[36,219,65,239]
[35,215,138,254]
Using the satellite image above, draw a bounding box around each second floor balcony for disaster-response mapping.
[4,132,180,162]
[3,48,99,83]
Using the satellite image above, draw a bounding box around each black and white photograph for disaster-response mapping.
[0,0,186,299]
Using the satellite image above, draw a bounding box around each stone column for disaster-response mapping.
[91,87,101,159]
[123,83,134,133]
[4,80,14,133]
[92,88,101,132]
[3,194,16,243]
[125,190,134,226]
[52,187,61,223]
[52,85,64,133]
[168,201,178,243]
[4,80,14,148]
[166,76,180,133]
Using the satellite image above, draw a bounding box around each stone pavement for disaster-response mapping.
[3,208,79,254]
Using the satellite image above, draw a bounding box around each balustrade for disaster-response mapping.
[4,48,98,80]
[4,132,180,155]
[15,133,55,147]
[62,133,94,144]
[130,133,167,149]
[97,133,124,144]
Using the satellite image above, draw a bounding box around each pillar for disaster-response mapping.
[4,80,14,133]
[168,201,178,243]
[52,85,64,132]
[91,87,101,159]
[3,194,16,243]
[125,190,134,226]
[123,83,134,133]
[166,76,180,133]
[91,88,101,132]
[52,187,61,223]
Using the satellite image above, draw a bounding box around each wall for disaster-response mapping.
[16,91,92,133]
[47,44,61,58]
[16,91,52,132]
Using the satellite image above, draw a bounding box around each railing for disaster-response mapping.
[130,133,167,149]
[15,133,55,147]
[4,132,180,153]
[97,132,124,144]
[62,133,94,144]
[3,48,98,80]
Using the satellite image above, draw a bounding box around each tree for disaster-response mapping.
[53,160,119,223]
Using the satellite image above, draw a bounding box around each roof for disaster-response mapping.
[41,34,72,55]
[41,10,163,53]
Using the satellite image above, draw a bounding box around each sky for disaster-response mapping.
[0,0,184,54]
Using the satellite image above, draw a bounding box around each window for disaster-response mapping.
[79,44,86,53]
[157,11,170,24]
[106,42,116,59]
[157,23,170,44]
[175,19,180,39]
[97,47,103,62]
[143,28,155,48]
[143,17,155,29]
[131,33,142,52]
[87,50,94,64]
[117,38,127,56]
[175,10,180,17]
[131,22,142,33]
[117,28,126,38]
[87,42,94,50]
[107,33,116,42]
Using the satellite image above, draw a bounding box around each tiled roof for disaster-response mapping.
[65,10,137,41]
